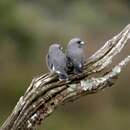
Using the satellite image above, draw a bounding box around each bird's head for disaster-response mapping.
[49,43,63,52]
[68,38,85,49]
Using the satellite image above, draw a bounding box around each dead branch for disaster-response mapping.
[1,24,130,130]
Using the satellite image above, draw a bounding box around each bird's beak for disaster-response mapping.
[80,41,85,45]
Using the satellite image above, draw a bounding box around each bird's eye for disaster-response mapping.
[59,46,63,50]
[77,40,81,44]
[78,40,85,45]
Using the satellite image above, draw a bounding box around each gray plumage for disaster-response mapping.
[46,44,68,80]
[67,38,86,73]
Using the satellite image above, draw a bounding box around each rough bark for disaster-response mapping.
[1,24,130,130]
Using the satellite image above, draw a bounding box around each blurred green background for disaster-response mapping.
[0,0,130,130]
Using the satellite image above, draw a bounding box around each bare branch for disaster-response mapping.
[1,24,130,130]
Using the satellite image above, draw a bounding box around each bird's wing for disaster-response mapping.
[52,54,67,72]
[46,54,53,71]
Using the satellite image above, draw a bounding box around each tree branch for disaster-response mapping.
[1,24,130,130]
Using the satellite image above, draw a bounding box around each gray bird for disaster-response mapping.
[46,44,68,80]
[67,38,86,74]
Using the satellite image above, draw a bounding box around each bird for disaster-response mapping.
[46,43,68,80]
[66,38,86,74]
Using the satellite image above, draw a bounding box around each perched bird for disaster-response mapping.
[46,44,68,80]
[67,38,86,74]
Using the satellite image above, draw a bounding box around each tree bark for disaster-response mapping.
[1,24,130,130]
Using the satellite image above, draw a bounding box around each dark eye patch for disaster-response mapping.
[77,40,81,44]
